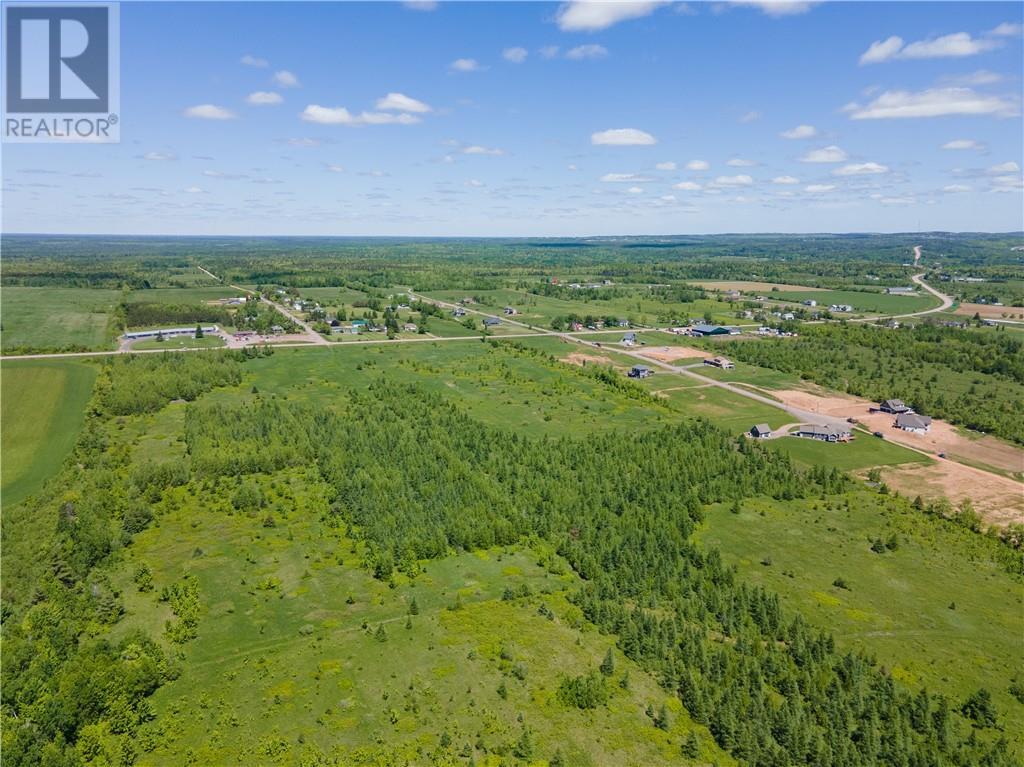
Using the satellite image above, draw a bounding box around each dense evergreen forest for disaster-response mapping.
[3,351,1017,766]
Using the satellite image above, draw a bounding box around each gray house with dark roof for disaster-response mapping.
[796,424,853,443]
[879,399,912,414]
[750,424,772,439]
[895,413,932,433]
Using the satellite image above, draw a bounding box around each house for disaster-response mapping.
[452,307,466,318]
[750,424,772,439]
[895,413,932,433]
[781,312,795,321]
[725,290,741,301]
[886,287,916,295]
[879,399,912,414]
[351,319,368,327]
[621,332,638,346]
[402,322,418,332]
[803,299,817,307]
[829,304,853,312]
[617,319,630,327]
[690,324,732,337]
[704,356,735,369]
[628,365,653,379]
[483,317,501,327]
[270,325,284,334]
[570,322,584,331]
[504,306,517,315]
[796,424,853,442]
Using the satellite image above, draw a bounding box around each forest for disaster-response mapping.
[2,350,1019,766]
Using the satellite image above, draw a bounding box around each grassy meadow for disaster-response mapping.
[1,286,122,351]
[1,359,97,508]
[765,288,939,315]
[764,433,932,471]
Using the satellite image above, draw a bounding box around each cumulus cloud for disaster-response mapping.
[860,33,1001,65]
[184,104,236,120]
[833,161,889,176]
[301,105,421,125]
[450,58,482,72]
[941,69,1002,86]
[800,145,847,163]
[240,54,268,68]
[627,186,644,194]
[246,91,282,105]
[989,22,1023,37]
[673,181,702,190]
[591,128,657,146]
[844,88,1018,119]
[463,145,505,155]
[142,151,176,161]
[325,164,345,173]
[375,92,432,113]
[727,157,757,167]
[780,124,817,139]
[943,184,971,193]
[712,174,754,186]
[601,172,654,182]
[655,161,677,170]
[772,175,800,184]
[503,46,528,63]
[805,184,835,193]
[731,1,819,16]
[989,161,1020,173]
[565,44,609,60]
[183,186,205,194]
[942,138,983,150]
[686,159,710,171]
[272,70,301,88]
[556,1,665,32]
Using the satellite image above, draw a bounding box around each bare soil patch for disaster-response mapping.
[771,388,1024,475]
[561,352,615,367]
[954,302,1024,320]
[694,280,819,293]
[637,345,706,362]
[878,462,1024,528]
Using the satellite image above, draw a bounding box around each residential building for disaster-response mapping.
[483,317,501,327]
[829,304,853,312]
[690,324,732,336]
[621,332,637,346]
[704,356,735,369]
[895,413,932,433]
[402,322,418,332]
[750,424,772,439]
[879,399,912,414]
[803,299,817,307]
[796,424,853,442]
[628,365,653,378]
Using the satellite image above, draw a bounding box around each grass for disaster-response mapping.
[0,359,97,508]
[110,467,732,766]
[130,334,225,351]
[696,491,1024,751]
[764,433,931,471]
[1,286,122,351]
[765,288,939,315]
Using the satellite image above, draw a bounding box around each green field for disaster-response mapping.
[765,432,931,471]
[1,286,122,351]
[112,467,732,765]
[1,359,97,507]
[130,334,226,351]
[766,288,939,315]
[697,492,1024,749]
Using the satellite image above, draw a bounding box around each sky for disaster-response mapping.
[3,0,1023,236]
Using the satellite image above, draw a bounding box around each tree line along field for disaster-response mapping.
[2,345,1021,766]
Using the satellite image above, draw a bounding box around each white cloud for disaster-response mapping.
[833,161,888,176]
[879,195,915,205]
[591,128,657,146]
[942,69,1002,86]
[860,33,1001,65]
[627,186,644,194]
[450,58,482,72]
[943,184,971,193]
[845,88,1018,119]
[246,91,282,106]
[859,36,904,64]
[989,22,1023,37]
[567,163,578,171]
[726,157,757,167]
[713,174,754,186]
[272,70,301,88]
[991,175,1023,190]
[942,138,983,150]
[686,159,710,171]
[375,92,432,113]
[772,175,800,184]
[287,137,320,147]
[556,1,664,32]
[240,54,268,68]
[184,104,236,120]
[539,45,560,59]
[143,151,176,161]
[403,1,437,10]
[183,186,205,194]
[739,110,762,123]
[600,172,654,182]
[301,105,421,125]
[325,164,345,173]
[673,181,702,190]
[989,161,1020,173]
[800,145,847,163]
[503,46,528,63]
[565,44,609,60]
[731,1,818,16]
[463,145,505,156]
[805,184,835,193]
[655,161,677,171]
[780,124,817,139]
[465,178,485,188]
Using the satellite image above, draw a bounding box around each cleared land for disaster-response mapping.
[765,433,931,472]
[636,345,706,362]
[692,280,819,292]
[1,359,96,507]
[1,286,121,351]
[765,288,939,315]
[954,302,1024,319]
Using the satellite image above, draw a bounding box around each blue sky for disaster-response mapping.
[3,0,1022,235]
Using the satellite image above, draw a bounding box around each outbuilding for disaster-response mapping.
[750,424,772,439]
[628,365,653,379]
